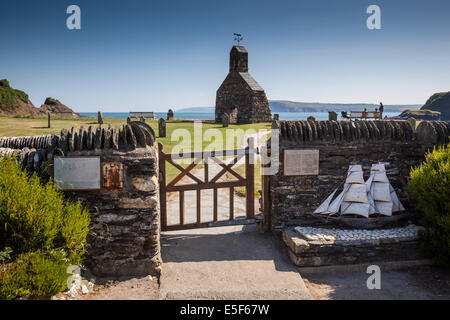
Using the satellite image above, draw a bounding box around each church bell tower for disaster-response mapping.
[229,46,248,73]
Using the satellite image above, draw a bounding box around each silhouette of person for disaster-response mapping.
[379,102,384,118]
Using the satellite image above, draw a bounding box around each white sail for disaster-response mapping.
[314,188,338,214]
[365,173,374,192]
[371,164,386,172]
[375,201,393,216]
[372,171,389,183]
[328,184,350,213]
[346,171,365,184]
[348,164,363,172]
[372,182,391,202]
[390,183,405,212]
[343,183,369,203]
[341,202,370,218]
[367,188,377,214]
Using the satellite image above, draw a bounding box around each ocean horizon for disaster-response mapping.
[79,111,402,120]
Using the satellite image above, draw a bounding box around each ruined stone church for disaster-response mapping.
[215,46,272,123]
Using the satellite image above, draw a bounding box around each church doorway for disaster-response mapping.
[228,105,238,124]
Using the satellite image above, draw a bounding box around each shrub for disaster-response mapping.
[409,144,450,266]
[0,247,13,264]
[0,250,70,300]
[0,156,90,264]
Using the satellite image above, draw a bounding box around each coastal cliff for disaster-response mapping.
[0,79,79,117]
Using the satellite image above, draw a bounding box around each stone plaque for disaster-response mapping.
[284,149,319,176]
[54,156,101,190]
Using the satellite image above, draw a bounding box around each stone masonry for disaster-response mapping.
[0,121,162,277]
[268,119,450,233]
[215,46,272,123]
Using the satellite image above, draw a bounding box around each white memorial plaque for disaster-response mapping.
[284,149,319,176]
[54,157,101,190]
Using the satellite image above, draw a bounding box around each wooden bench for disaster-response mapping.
[129,112,156,120]
[347,111,382,120]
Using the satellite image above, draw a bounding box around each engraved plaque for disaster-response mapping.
[54,156,101,190]
[284,149,319,176]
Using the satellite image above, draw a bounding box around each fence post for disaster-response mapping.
[260,156,271,232]
[158,143,167,230]
[246,137,255,219]
[47,112,51,128]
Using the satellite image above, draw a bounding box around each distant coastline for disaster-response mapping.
[175,101,420,114]
[79,111,403,121]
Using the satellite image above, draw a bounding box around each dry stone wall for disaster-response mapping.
[0,121,161,277]
[268,119,450,233]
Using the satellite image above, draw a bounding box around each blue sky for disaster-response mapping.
[1,0,449,112]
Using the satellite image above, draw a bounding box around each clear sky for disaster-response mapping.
[1,0,449,112]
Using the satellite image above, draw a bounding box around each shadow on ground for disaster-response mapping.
[160,224,312,299]
[161,224,292,272]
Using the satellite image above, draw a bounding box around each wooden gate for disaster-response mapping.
[159,138,255,231]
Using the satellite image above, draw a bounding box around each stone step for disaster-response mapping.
[282,227,428,268]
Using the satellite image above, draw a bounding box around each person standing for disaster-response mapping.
[379,102,384,119]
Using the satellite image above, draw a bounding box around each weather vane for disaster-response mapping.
[233,33,243,45]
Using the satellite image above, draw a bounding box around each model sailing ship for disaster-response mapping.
[314,163,405,218]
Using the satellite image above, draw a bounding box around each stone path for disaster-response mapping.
[160,224,312,300]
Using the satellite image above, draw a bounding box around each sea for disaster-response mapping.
[79,111,401,120]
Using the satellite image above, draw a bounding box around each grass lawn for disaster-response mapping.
[0,115,270,196]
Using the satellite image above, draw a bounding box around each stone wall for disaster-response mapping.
[0,121,162,277]
[283,227,427,267]
[268,120,450,233]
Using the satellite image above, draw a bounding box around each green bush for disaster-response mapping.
[0,250,71,299]
[409,144,450,266]
[0,156,90,299]
[0,156,90,264]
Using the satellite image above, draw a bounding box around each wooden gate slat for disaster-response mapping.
[179,190,185,225]
[210,154,245,183]
[204,157,209,183]
[197,190,201,224]
[229,187,234,220]
[167,158,203,186]
[213,187,218,222]
[246,137,255,219]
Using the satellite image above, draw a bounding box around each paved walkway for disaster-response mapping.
[160,224,312,300]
